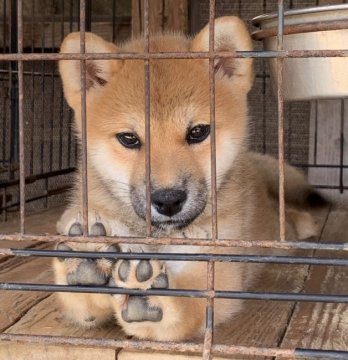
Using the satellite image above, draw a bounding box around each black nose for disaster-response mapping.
[152,189,187,217]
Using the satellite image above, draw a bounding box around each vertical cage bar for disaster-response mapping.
[314,101,318,165]
[80,0,89,234]
[2,0,7,174]
[339,100,345,193]
[45,10,56,209]
[203,1,216,359]
[261,0,267,155]
[46,1,56,209]
[208,0,217,241]
[73,1,79,166]
[9,0,18,180]
[112,0,117,43]
[202,260,215,360]
[68,0,74,167]
[58,0,65,170]
[49,8,56,175]
[17,0,24,233]
[2,0,6,53]
[39,10,46,175]
[144,0,151,237]
[277,0,286,241]
[29,0,35,176]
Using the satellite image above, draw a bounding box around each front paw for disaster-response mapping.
[55,219,120,286]
[56,207,113,237]
[110,258,169,323]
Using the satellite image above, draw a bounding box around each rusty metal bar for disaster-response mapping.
[277,0,286,241]
[2,248,348,267]
[80,0,89,235]
[203,0,217,357]
[203,260,215,360]
[277,0,284,50]
[0,50,347,61]
[1,283,348,303]
[208,0,218,242]
[0,233,347,251]
[339,100,345,193]
[0,333,346,358]
[252,19,348,41]
[144,0,152,237]
[17,0,25,234]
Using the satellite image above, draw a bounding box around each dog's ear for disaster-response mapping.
[59,32,121,112]
[191,16,254,93]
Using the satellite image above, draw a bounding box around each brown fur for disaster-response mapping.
[54,17,320,341]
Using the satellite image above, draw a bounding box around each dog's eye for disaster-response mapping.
[116,133,141,149]
[187,124,210,144]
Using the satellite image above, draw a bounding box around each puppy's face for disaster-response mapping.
[59,17,253,230]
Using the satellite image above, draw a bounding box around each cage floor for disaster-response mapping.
[0,203,347,360]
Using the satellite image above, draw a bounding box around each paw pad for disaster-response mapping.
[114,259,168,289]
[91,222,106,236]
[121,296,163,323]
[55,220,120,287]
[68,220,107,237]
[136,260,153,282]
[111,258,168,323]
[67,259,108,286]
[118,260,130,282]
[68,222,83,236]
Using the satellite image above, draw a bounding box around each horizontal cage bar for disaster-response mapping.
[0,333,347,358]
[0,283,347,303]
[1,249,348,267]
[0,233,347,251]
[0,50,347,61]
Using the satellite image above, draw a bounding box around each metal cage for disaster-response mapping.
[0,0,347,359]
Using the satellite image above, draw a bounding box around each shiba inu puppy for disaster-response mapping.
[54,17,323,341]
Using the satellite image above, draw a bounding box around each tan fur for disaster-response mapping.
[54,17,320,341]
[250,152,316,206]
[53,241,115,328]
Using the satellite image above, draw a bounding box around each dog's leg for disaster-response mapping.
[108,223,241,341]
[110,256,211,340]
[53,207,119,328]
